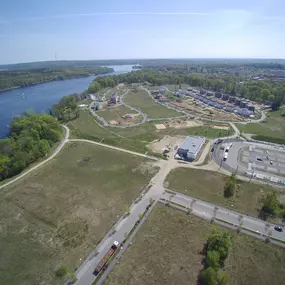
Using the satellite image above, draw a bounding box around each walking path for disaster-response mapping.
[0,125,69,191]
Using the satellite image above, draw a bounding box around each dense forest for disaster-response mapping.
[0,66,113,91]
[51,95,80,122]
[89,69,285,105]
[0,114,63,181]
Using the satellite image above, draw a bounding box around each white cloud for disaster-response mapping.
[0,12,216,24]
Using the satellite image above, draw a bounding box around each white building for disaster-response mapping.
[177,136,206,161]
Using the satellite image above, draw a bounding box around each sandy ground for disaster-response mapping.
[155,124,167,130]
[212,125,229,130]
[148,135,185,153]
[163,119,204,129]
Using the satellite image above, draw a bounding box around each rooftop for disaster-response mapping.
[179,136,205,154]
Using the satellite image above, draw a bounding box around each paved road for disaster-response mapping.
[73,161,169,285]
[96,200,158,285]
[0,125,69,191]
[162,191,285,243]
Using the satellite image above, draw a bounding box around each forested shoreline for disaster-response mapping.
[0,66,113,91]
[89,69,285,105]
[0,113,63,181]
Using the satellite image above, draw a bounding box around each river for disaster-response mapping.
[0,65,133,138]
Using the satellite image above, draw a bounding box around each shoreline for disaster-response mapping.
[0,70,114,93]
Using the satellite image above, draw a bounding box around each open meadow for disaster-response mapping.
[124,89,182,119]
[104,204,209,285]
[165,168,283,219]
[0,142,158,285]
[238,107,285,144]
[68,110,231,155]
[105,204,285,285]
[97,105,142,125]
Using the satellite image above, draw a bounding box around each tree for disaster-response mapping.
[224,174,236,198]
[262,191,279,216]
[55,264,68,278]
[0,155,10,180]
[268,94,275,101]
[261,89,271,100]
[217,272,229,285]
[206,250,220,269]
[200,267,218,285]
[207,228,232,261]
[271,101,281,111]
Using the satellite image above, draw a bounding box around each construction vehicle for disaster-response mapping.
[93,241,120,276]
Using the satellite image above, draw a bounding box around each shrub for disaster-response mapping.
[206,250,220,269]
[224,174,236,198]
[200,267,218,285]
[55,264,68,278]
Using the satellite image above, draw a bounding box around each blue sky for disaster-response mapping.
[1,0,284,64]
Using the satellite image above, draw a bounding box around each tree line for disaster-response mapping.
[200,228,232,285]
[0,66,113,91]
[89,69,285,107]
[0,113,63,181]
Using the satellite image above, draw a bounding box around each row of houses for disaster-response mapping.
[190,93,255,118]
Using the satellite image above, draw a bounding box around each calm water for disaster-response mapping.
[0,65,133,138]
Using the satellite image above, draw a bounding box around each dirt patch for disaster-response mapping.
[212,125,229,130]
[165,119,203,129]
[149,135,185,153]
[109,120,118,125]
[155,124,166,130]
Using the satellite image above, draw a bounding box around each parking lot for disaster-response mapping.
[240,146,285,177]
[212,140,285,184]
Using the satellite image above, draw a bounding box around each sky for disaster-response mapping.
[1,0,285,64]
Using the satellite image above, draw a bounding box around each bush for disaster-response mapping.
[217,271,229,285]
[206,250,220,269]
[262,191,279,216]
[224,174,236,198]
[55,264,68,278]
[207,228,232,261]
[200,267,218,285]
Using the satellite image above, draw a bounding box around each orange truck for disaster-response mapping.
[93,241,119,276]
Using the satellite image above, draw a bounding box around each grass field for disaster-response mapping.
[124,90,182,118]
[165,168,282,218]
[225,232,285,285]
[0,143,158,285]
[69,111,231,152]
[238,107,285,143]
[104,204,208,285]
[105,204,285,285]
[97,105,141,123]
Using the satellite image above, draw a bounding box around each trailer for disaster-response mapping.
[93,241,120,276]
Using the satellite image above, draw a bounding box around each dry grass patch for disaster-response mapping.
[105,204,210,285]
[0,142,158,285]
[165,168,281,218]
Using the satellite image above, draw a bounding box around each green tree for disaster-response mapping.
[207,228,232,261]
[200,267,218,285]
[55,264,68,278]
[268,94,275,101]
[261,89,271,100]
[206,250,220,269]
[217,272,229,285]
[224,174,236,198]
[262,191,279,216]
[0,155,10,180]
